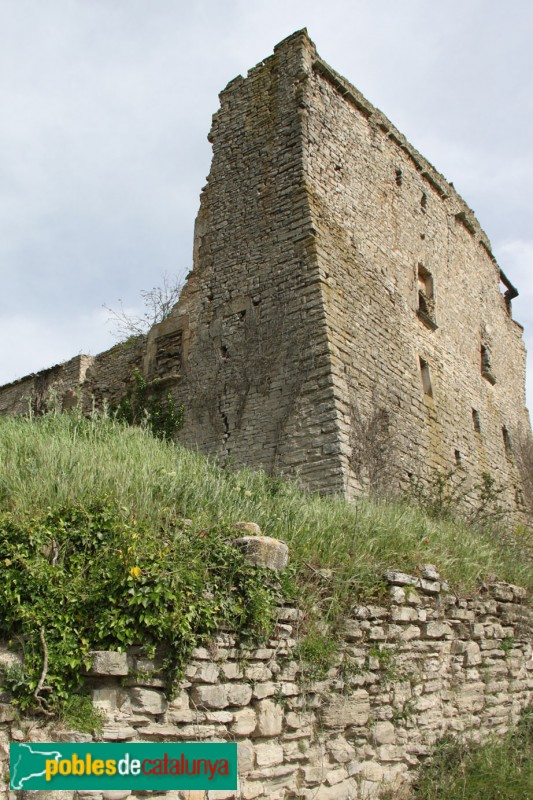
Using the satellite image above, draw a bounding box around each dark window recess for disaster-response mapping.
[472,409,481,433]
[454,449,462,466]
[481,344,496,385]
[502,426,512,456]
[220,344,229,360]
[154,330,183,377]
[395,168,403,187]
[421,192,427,213]
[419,357,433,397]
[417,264,437,329]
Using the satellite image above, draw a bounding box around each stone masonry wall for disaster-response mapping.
[300,39,530,506]
[0,30,530,509]
[1,567,531,800]
[144,30,346,493]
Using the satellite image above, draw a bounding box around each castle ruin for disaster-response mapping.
[1,30,530,510]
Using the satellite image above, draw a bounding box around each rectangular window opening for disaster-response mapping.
[417,264,437,329]
[454,449,462,466]
[502,425,512,456]
[481,344,496,385]
[472,409,481,433]
[419,357,433,397]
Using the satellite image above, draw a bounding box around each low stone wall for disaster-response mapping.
[1,567,531,800]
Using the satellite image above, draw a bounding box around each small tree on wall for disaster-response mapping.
[105,273,184,341]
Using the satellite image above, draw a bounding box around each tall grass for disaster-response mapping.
[412,707,533,800]
[0,410,531,614]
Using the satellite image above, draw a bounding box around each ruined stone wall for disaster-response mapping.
[81,337,147,412]
[300,43,529,504]
[144,30,345,493]
[0,30,530,507]
[0,355,94,416]
[1,568,531,800]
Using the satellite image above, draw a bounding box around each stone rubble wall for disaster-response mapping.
[0,28,531,508]
[1,568,531,800]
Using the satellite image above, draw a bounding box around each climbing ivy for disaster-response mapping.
[0,503,278,713]
[115,370,184,441]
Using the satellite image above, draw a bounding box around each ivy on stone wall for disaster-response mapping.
[0,503,278,713]
[115,370,184,441]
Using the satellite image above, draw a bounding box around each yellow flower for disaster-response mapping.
[129,566,142,579]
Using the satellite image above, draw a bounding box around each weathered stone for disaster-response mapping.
[186,662,219,684]
[359,761,384,781]
[422,564,440,581]
[234,522,262,535]
[190,684,228,710]
[87,651,128,676]
[253,699,283,737]
[371,720,396,745]
[384,571,420,587]
[424,622,453,639]
[227,683,253,707]
[232,536,289,571]
[231,707,257,736]
[238,739,255,773]
[254,742,284,767]
[130,687,167,714]
[321,691,370,728]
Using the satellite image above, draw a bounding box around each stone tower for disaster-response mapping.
[1,30,530,509]
[143,29,530,505]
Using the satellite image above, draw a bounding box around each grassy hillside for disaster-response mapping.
[0,410,530,711]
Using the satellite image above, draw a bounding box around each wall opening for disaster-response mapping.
[472,408,481,433]
[421,192,427,213]
[395,168,403,187]
[481,344,496,385]
[419,357,433,398]
[454,449,462,466]
[502,425,512,456]
[417,264,436,328]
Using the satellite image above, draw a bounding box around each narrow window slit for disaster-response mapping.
[419,357,433,397]
[502,426,512,456]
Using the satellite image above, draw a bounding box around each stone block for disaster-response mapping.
[424,622,452,639]
[227,683,253,707]
[254,742,284,767]
[130,687,167,714]
[232,536,289,571]
[238,739,255,773]
[321,690,370,728]
[87,651,128,676]
[231,707,257,736]
[384,571,419,587]
[190,684,228,709]
[253,699,283,737]
[371,720,395,745]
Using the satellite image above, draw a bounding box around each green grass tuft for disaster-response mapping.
[412,707,533,799]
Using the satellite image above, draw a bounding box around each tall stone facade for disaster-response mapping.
[0,30,530,509]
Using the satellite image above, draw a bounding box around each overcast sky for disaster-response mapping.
[1,0,532,406]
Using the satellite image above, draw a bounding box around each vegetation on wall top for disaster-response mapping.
[0,409,530,714]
